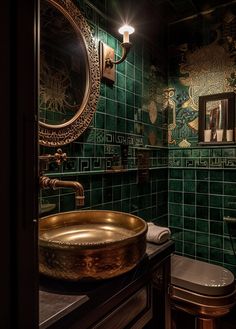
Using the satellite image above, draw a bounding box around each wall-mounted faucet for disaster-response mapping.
[39,149,85,207]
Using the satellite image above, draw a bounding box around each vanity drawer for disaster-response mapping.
[92,284,152,329]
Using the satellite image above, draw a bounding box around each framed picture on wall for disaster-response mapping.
[198,92,236,145]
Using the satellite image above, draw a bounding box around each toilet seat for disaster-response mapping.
[171,254,235,296]
[170,254,236,328]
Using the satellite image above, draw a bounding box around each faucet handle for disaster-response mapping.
[54,148,67,166]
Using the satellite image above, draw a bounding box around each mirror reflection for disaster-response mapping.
[205,99,228,141]
[40,0,87,125]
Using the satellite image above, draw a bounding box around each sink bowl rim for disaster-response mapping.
[39,209,148,250]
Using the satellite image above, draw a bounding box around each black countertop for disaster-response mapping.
[39,240,174,329]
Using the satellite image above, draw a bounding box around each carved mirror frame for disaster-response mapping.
[39,0,100,147]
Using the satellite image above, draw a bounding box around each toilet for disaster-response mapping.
[170,254,236,329]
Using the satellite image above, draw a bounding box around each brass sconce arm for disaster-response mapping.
[105,42,132,68]
[100,24,134,83]
[39,176,85,207]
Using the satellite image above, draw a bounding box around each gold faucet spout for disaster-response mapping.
[39,176,85,207]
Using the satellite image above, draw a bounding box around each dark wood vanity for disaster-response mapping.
[39,241,174,329]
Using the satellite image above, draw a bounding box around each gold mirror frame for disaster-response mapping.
[39,0,100,147]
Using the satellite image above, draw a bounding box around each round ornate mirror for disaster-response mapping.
[39,0,100,147]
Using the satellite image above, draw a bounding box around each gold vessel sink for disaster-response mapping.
[39,210,147,281]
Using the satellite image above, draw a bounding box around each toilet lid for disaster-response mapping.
[171,254,235,296]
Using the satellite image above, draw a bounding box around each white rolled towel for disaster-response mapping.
[146,222,171,244]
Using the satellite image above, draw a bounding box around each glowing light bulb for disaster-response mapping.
[118,25,135,43]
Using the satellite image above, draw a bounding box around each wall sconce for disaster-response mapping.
[99,24,135,83]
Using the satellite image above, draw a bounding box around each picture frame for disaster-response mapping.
[198,92,236,145]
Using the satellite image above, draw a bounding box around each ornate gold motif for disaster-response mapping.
[179,40,235,111]
[178,138,191,148]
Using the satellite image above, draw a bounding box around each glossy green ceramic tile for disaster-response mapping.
[196,219,208,232]
[184,217,195,230]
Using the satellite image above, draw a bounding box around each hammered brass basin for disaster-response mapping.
[39,210,147,281]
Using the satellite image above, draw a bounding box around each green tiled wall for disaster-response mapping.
[40,0,168,225]
[169,147,236,275]
[167,3,236,275]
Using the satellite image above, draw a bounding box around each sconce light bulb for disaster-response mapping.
[118,24,135,43]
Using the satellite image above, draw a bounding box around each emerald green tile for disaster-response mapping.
[60,194,75,212]
[196,219,209,232]
[135,95,142,108]
[196,206,208,219]
[210,235,223,248]
[117,73,126,89]
[184,180,196,192]
[105,115,116,131]
[169,180,183,191]
[126,91,134,106]
[197,181,208,193]
[183,242,195,256]
[169,169,183,179]
[169,202,183,216]
[105,84,116,100]
[95,112,104,129]
[197,170,208,180]
[184,217,195,230]
[175,241,183,253]
[169,215,183,228]
[135,68,142,82]
[184,205,195,217]
[107,34,116,49]
[210,221,223,235]
[117,88,125,104]
[196,194,209,207]
[210,248,223,262]
[117,118,126,133]
[210,170,223,181]
[184,193,195,205]
[135,81,142,95]
[210,208,223,221]
[95,145,104,157]
[169,191,183,203]
[117,61,125,74]
[224,183,236,196]
[196,232,209,245]
[224,170,236,182]
[126,77,134,92]
[84,143,94,157]
[126,62,134,78]
[106,99,117,115]
[197,245,209,259]
[210,182,223,195]
[126,106,134,120]
[210,195,222,207]
[184,170,195,179]
[184,230,195,243]
[91,188,102,205]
